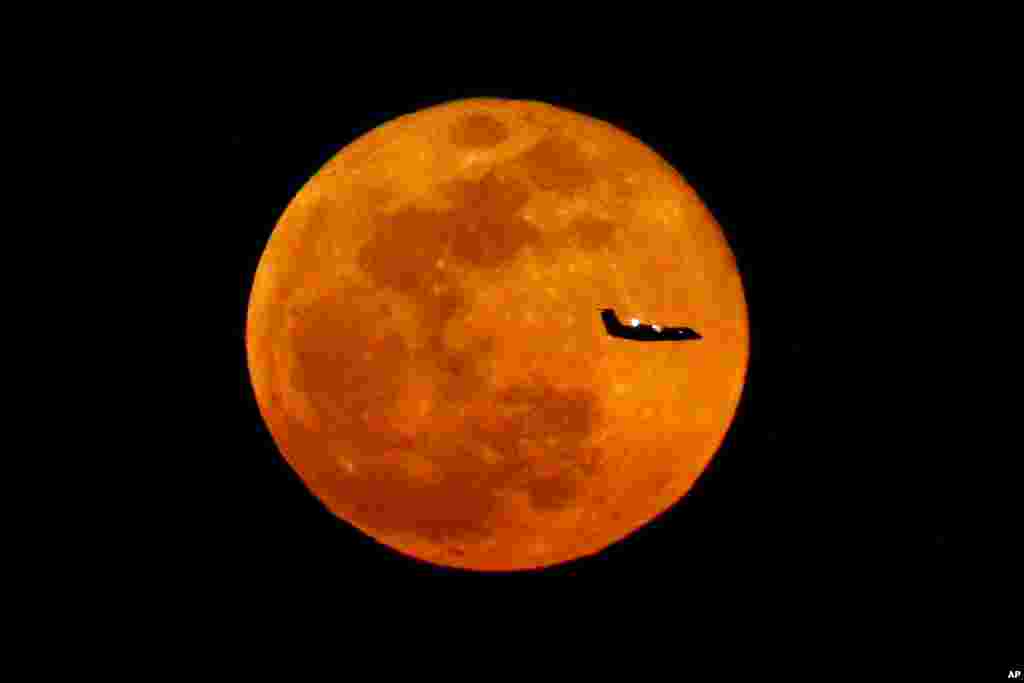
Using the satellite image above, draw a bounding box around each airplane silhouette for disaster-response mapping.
[599,308,702,341]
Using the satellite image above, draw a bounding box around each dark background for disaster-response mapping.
[203,86,955,588]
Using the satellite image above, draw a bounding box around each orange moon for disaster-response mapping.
[246,98,748,570]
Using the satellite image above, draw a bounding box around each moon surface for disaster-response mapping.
[246,98,748,570]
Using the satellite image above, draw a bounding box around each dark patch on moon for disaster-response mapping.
[449,113,510,148]
[526,475,580,511]
[571,214,617,251]
[440,171,540,268]
[516,134,595,192]
[288,287,411,441]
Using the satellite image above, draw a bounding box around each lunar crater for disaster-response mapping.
[449,112,510,149]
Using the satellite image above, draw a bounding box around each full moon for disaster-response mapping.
[246,98,748,570]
